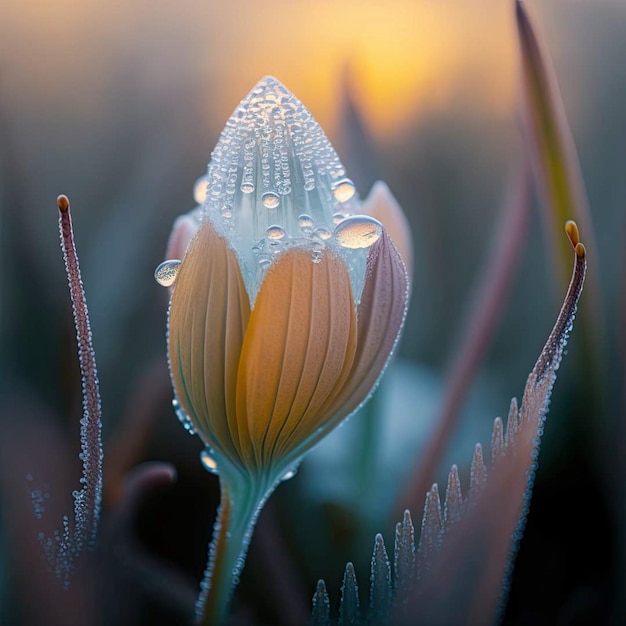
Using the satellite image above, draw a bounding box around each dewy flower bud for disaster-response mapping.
[165,76,410,481]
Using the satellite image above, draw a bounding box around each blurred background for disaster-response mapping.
[1,0,625,623]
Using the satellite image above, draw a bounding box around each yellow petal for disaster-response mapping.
[168,221,251,465]
[236,247,357,470]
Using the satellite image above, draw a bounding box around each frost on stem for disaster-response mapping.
[36,196,103,586]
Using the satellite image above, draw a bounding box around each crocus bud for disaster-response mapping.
[164,77,410,482]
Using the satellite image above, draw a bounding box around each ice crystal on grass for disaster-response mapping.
[443,466,463,531]
[394,510,416,595]
[339,562,360,626]
[468,443,487,504]
[416,485,443,582]
[311,579,331,626]
[369,534,392,620]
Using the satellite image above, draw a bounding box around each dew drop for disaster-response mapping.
[200,449,219,475]
[262,191,280,209]
[172,398,196,434]
[304,180,315,191]
[335,216,383,249]
[332,178,356,203]
[281,465,299,481]
[298,214,314,231]
[333,212,347,224]
[257,253,272,267]
[154,260,182,287]
[241,181,255,194]
[311,242,324,264]
[315,227,332,240]
[266,225,286,240]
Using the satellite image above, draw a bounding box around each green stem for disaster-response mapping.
[197,465,271,625]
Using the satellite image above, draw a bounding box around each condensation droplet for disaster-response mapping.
[281,465,299,481]
[311,242,324,264]
[172,398,196,434]
[257,253,272,267]
[335,216,383,249]
[266,225,286,240]
[315,227,332,240]
[332,178,356,203]
[262,191,280,209]
[200,449,219,475]
[241,181,255,194]
[333,212,347,224]
[154,260,182,287]
[298,214,314,231]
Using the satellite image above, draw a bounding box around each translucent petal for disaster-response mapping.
[203,76,364,301]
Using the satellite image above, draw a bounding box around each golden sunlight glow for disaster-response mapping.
[3,0,568,143]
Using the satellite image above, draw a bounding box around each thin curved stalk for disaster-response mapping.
[197,465,272,625]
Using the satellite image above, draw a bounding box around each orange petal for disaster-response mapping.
[168,221,251,465]
[235,247,357,470]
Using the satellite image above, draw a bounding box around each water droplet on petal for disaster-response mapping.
[335,216,383,249]
[332,178,356,203]
[333,212,347,224]
[200,448,219,475]
[258,253,272,267]
[298,214,314,232]
[154,260,182,287]
[281,469,296,481]
[241,181,255,194]
[281,463,299,481]
[172,398,196,434]
[266,225,286,240]
[262,191,280,209]
[314,227,332,240]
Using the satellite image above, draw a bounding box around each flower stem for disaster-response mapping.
[197,468,270,625]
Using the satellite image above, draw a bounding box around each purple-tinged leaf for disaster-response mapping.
[400,222,586,625]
